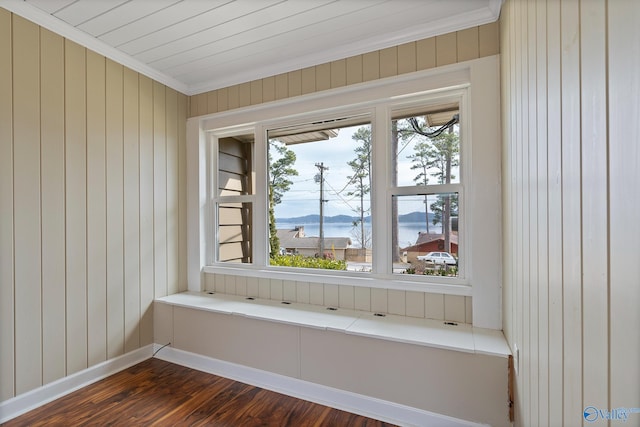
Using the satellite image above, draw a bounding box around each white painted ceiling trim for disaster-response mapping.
[2,0,502,96]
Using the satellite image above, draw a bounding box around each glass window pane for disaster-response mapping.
[393,193,459,277]
[393,109,460,187]
[218,202,252,263]
[218,135,254,196]
[268,119,372,271]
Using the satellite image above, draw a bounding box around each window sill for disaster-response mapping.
[156,291,509,358]
[202,265,472,296]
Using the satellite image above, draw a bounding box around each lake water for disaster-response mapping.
[276,221,442,248]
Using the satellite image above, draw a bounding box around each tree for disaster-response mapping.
[423,128,459,253]
[402,116,460,253]
[429,195,459,226]
[391,119,429,262]
[346,127,372,249]
[269,140,298,205]
[268,140,298,256]
[350,220,372,252]
[406,139,431,234]
[424,130,459,185]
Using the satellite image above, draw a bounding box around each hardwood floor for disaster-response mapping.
[3,358,396,426]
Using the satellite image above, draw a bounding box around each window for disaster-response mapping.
[267,116,372,272]
[189,58,502,328]
[208,94,466,283]
[391,107,462,278]
[214,133,255,263]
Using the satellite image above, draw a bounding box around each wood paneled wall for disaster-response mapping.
[204,273,473,324]
[188,22,499,117]
[501,0,640,425]
[0,10,188,400]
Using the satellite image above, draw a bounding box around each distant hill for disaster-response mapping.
[398,211,431,222]
[276,212,435,224]
[276,214,362,224]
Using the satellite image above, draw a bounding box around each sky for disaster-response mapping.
[272,123,459,219]
[273,126,364,218]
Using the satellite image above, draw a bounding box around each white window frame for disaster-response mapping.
[187,56,502,329]
[209,126,258,264]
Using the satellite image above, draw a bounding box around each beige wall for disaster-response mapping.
[188,22,499,117]
[0,10,188,400]
[501,0,640,425]
[205,273,473,323]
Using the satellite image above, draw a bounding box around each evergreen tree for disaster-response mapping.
[407,139,431,234]
[346,127,372,249]
[423,128,459,253]
[268,140,298,256]
[403,117,460,253]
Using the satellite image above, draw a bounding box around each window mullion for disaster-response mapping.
[254,125,268,266]
[207,135,216,265]
[371,105,390,275]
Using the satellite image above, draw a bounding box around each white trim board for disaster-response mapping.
[0,345,153,424]
[152,344,489,427]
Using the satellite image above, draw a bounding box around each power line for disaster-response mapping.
[325,179,364,214]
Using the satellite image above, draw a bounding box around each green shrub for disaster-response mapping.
[423,266,458,276]
[270,254,347,270]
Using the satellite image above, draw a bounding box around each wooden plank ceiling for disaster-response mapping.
[20,0,501,94]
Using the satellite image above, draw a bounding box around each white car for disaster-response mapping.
[417,251,457,265]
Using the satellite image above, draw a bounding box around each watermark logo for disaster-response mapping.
[584,407,599,422]
[584,406,640,423]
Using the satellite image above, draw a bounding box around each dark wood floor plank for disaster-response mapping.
[3,359,396,427]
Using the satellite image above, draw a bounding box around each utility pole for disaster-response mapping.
[315,162,329,256]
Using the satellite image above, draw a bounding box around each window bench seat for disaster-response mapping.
[153,291,511,427]
[155,291,510,358]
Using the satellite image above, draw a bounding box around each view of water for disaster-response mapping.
[276,221,443,248]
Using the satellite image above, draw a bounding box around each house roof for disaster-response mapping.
[277,229,352,250]
[8,1,502,95]
[415,232,459,245]
[403,232,458,251]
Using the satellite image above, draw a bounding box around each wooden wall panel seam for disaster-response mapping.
[13,14,43,395]
[86,48,107,368]
[40,25,67,386]
[0,7,15,400]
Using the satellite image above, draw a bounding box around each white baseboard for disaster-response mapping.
[0,343,488,426]
[0,345,153,424]
[152,343,487,427]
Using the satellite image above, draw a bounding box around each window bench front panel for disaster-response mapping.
[154,291,510,426]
